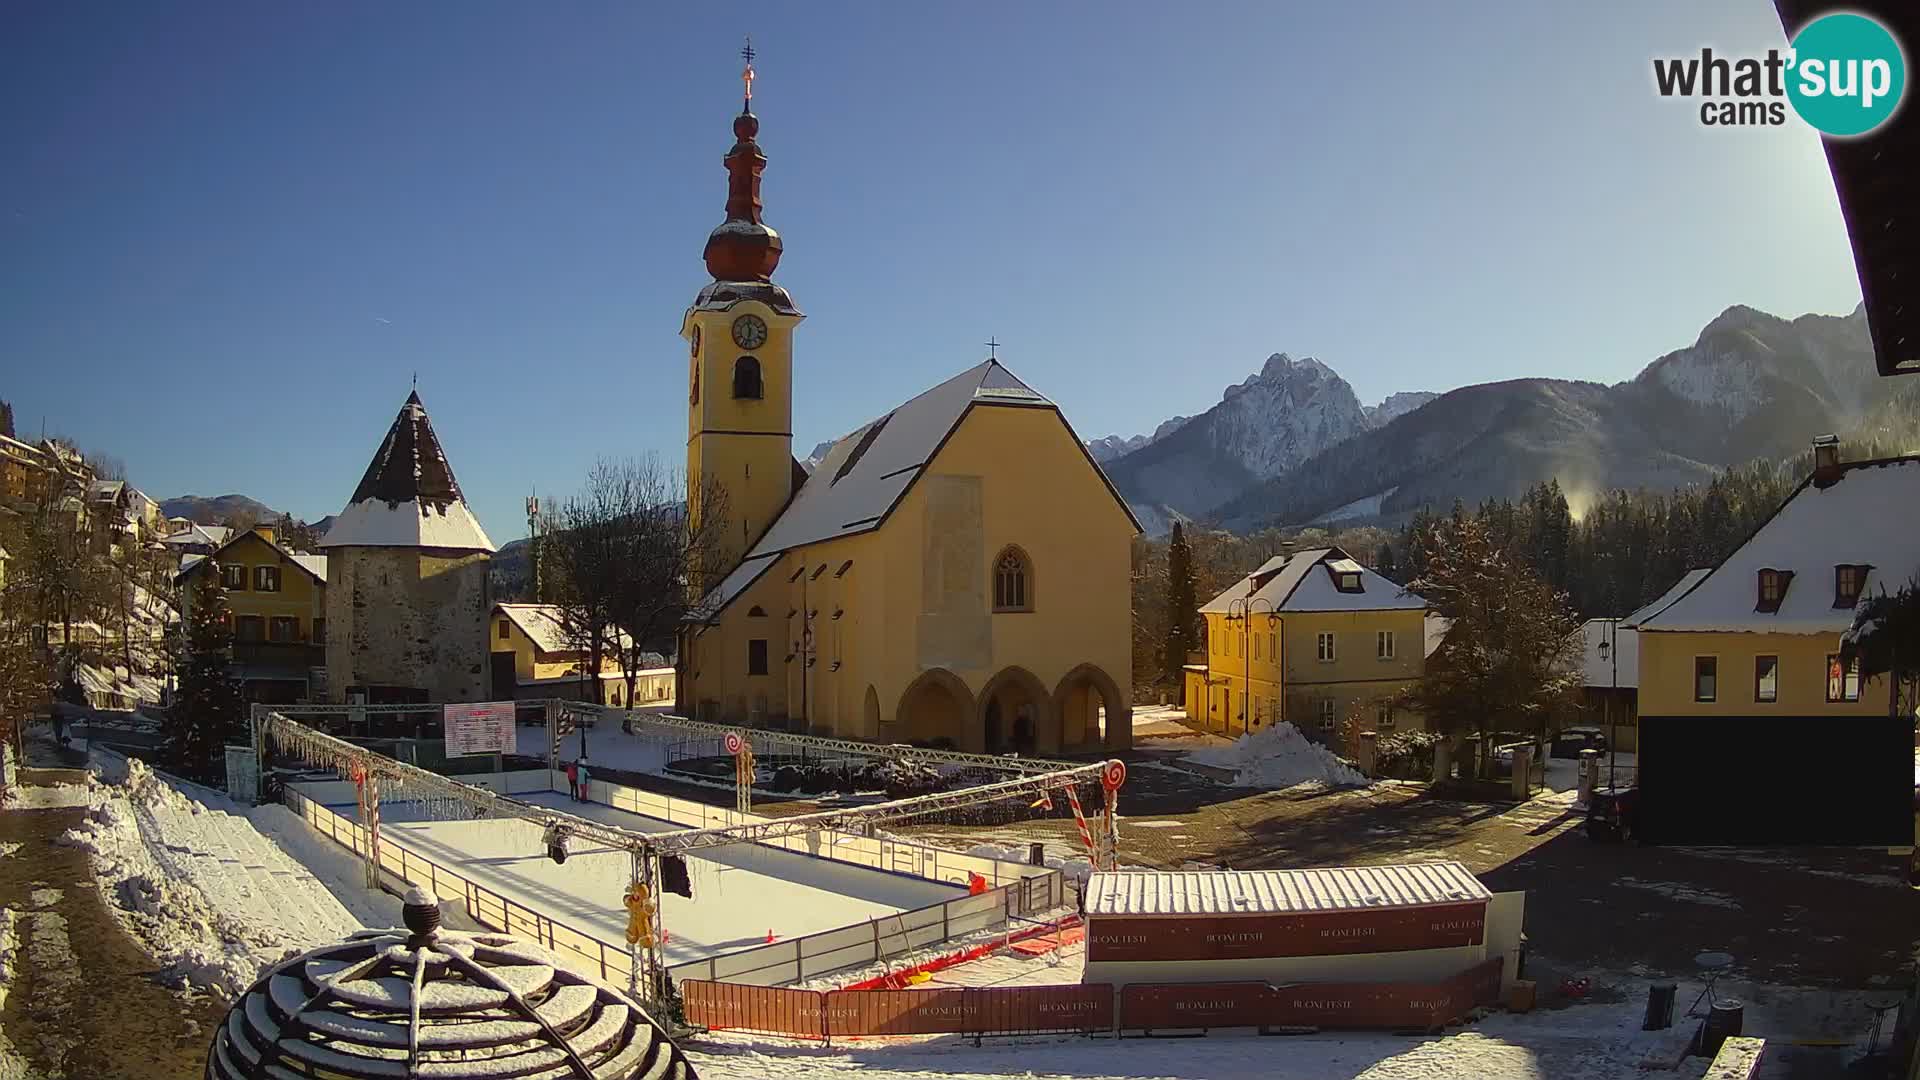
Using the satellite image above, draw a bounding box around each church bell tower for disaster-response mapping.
[683,39,804,566]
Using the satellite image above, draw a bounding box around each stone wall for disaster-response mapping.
[324,546,491,703]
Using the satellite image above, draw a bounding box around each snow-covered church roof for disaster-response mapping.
[319,391,495,553]
[1634,456,1920,634]
[1200,547,1425,614]
[696,359,1139,618]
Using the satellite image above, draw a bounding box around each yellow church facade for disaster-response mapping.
[673,73,1137,754]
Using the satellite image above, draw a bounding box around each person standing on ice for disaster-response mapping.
[577,760,593,803]
[565,757,580,801]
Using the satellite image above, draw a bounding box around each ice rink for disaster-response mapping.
[336,791,962,967]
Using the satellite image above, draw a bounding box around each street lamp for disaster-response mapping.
[1226,596,1278,738]
[1597,620,1619,787]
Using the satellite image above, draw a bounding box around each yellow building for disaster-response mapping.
[675,78,1139,753]
[1185,547,1429,739]
[177,524,329,703]
[1631,449,1914,719]
[1624,442,1917,845]
[489,603,673,708]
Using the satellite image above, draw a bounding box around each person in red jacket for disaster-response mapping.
[564,758,579,801]
[967,872,989,895]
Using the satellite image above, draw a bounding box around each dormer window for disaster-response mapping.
[1755,568,1793,613]
[1834,564,1869,609]
[1326,557,1366,594]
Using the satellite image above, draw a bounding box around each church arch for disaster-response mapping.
[893,668,973,748]
[976,665,1054,756]
[1052,663,1130,753]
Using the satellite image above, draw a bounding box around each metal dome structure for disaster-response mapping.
[207,888,695,1080]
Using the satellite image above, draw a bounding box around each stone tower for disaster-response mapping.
[320,391,495,705]
[681,45,805,565]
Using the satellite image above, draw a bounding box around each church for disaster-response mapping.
[675,56,1138,754]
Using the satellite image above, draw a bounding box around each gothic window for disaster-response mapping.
[690,357,699,405]
[732,356,763,400]
[993,546,1032,612]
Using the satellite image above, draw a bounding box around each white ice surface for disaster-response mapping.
[351,792,961,967]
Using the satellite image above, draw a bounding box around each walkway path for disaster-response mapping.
[1,758,225,1079]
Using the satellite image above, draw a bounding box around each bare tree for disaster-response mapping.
[547,458,732,729]
[89,453,128,481]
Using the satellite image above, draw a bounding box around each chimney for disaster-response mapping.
[252,524,276,545]
[1812,434,1842,488]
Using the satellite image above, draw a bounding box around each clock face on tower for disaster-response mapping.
[731,314,769,351]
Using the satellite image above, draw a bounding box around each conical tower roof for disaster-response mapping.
[319,391,495,552]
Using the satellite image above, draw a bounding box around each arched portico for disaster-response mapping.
[976,666,1055,756]
[892,668,974,748]
[1052,663,1131,753]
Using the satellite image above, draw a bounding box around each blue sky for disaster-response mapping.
[0,2,1867,541]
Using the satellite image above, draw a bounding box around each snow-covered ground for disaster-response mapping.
[1181,723,1370,789]
[57,759,366,998]
[341,790,963,968]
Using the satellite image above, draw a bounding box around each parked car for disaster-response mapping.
[1550,726,1609,759]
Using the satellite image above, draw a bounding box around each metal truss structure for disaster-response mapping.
[566,701,1085,775]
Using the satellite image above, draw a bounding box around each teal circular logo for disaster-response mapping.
[1786,13,1906,137]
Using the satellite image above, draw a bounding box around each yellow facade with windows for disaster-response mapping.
[673,89,1137,754]
[1185,548,1430,740]
[176,526,328,702]
[1636,631,1882,717]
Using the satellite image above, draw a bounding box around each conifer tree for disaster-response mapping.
[1164,522,1196,684]
[168,560,243,776]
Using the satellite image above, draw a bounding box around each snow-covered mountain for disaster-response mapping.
[1363,392,1439,427]
[1104,303,1879,535]
[1086,415,1193,463]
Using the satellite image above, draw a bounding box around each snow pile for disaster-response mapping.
[1182,723,1369,790]
[0,907,16,1000]
[60,759,340,998]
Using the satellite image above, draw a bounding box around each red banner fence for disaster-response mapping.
[682,957,1504,1039]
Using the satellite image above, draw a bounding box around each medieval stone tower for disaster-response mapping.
[320,391,495,705]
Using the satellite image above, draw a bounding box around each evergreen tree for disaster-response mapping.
[1374,542,1396,580]
[1404,515,1583,770]
[168,561,244,776]
[1164,522,1196,684]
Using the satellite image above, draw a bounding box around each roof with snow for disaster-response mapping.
[176,531,328,585]
[319,392,495,552]
[1086,862,1489,917]
[1634,457,1920,634]
[1621,568,1712,629]
[1424,613,1451,659]
[695,359,1140,617]
[1200,547,1425,614]
[493,603,642,657]
[161,523,232,548]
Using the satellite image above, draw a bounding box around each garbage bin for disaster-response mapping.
[1643,982,1676,1030]
[1698,998,1744,1057]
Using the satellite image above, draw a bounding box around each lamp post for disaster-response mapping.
[1226,597,1277,738]
[1597,621,1619,788]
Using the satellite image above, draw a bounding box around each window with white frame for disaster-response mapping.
[1316,631,1335,662]
[1375,700,1395,728]
[254,564,281,592]
[1316,697,1336,728]
[1377,630,1394,660]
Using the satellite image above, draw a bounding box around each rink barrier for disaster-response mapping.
[281,788,1065,989]
[682,958,1503,1039]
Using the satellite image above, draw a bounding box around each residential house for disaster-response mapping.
[1185,547,1429,739]
[1575,569,1709,753]
[1626,438,1918,843]
[163,521,234,559]
[490,603,674,708]
[675,87,1137,752]
[178,524,328,703]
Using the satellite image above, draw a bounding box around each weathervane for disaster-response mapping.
[741,35,756,109]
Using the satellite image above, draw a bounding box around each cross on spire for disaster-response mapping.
[985,337,1001,360]
[741,35,756,107]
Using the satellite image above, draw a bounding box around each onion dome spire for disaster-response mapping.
[703,37,783,283]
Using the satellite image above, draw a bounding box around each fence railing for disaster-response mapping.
[683,956,1506,1040]
[280,784,1064,989]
